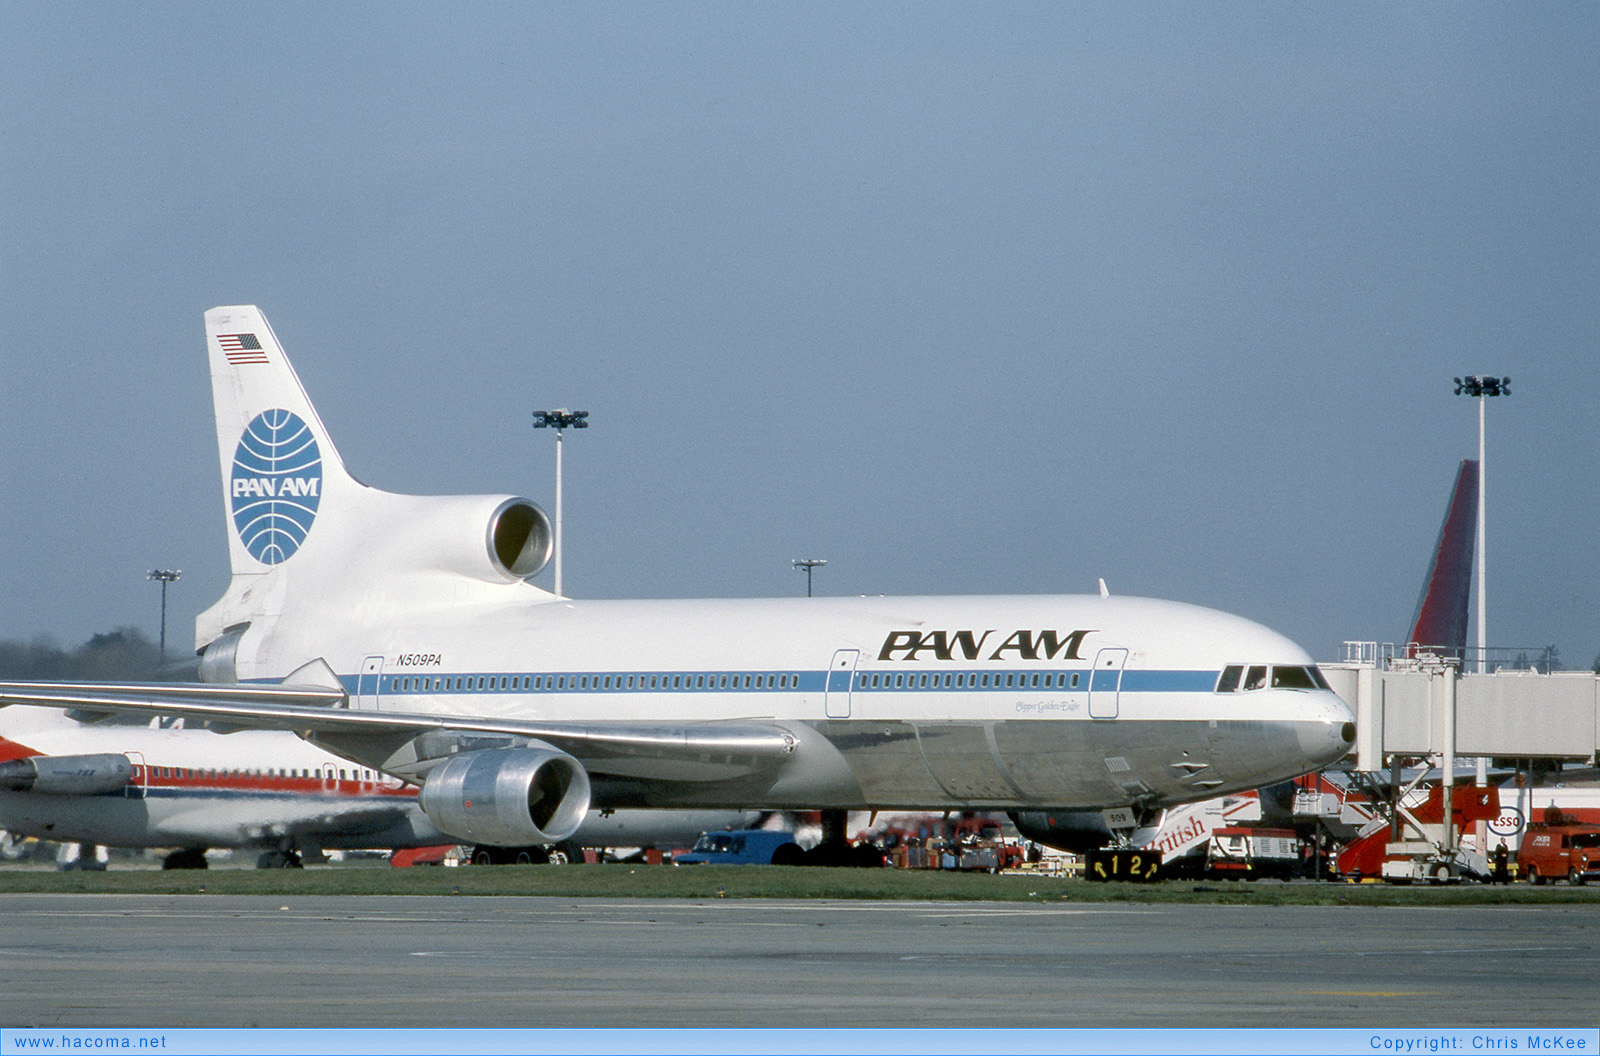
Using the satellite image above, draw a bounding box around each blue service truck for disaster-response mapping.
[673,829,804,865]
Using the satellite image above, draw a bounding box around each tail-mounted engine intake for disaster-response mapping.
[380,494,553,585]
[0,754,134,796]
[485,498,553,580]
[417,744,591,846]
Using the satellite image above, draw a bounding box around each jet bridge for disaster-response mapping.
[1322,648,1599,873]
[1323,649,1599,769]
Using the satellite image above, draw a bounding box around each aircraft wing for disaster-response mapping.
[0,680,798,782]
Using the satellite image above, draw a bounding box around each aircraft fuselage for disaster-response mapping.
[246,591,1353,813]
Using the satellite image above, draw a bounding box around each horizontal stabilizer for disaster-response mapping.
[282,658,345,694]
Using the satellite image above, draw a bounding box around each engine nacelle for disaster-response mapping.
[1008,810,1114,854]
[427,495,553,583]
[0,754,134,796]
[418,745,591,846]
[373,494,553,585]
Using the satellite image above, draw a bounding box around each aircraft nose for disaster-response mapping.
[1297,692,1357,766]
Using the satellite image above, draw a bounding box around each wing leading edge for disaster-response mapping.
[0,679,799,786]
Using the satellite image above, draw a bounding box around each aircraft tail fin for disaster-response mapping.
[196,307,554,675]
[205,306,360,577]
[0,734,41,765]
[1405,459,1478,659]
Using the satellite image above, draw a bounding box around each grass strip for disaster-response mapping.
[2,865,1598,905]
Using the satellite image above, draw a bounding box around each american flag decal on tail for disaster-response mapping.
[218,333,268,364]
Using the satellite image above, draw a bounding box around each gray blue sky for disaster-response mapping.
[3,4,1596,667]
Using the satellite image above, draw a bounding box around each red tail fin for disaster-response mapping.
[1406,459,1477,658]
[0,736,41,764]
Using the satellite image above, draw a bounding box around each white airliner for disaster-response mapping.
[0,305,1355,855]
[0,706,752,868]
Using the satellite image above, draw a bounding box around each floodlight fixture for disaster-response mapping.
[793,558,827,598]
[1453,376,1510,398]
[532,409,589,430]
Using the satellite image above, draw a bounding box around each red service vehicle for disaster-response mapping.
[1517,825,1600,886]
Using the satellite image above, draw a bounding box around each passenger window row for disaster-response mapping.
[388,672,802,694]
[857,671,1083,691]
[134,766,383,782]
[385,669,1092,694]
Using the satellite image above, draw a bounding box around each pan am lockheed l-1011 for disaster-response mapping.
[0,306,1354,855]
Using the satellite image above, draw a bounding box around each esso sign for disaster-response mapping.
[1488,807,1525,837]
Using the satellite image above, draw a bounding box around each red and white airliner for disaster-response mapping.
[0,706,750,868]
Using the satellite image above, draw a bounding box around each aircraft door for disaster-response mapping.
[1088,648,1127,719]
[825,649,859,719]
[356,656,384,710]
[125,752,146,799]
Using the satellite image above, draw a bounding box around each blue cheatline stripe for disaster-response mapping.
[854,670,1217,693]
[338,667,1223,698]
[1121,670,1219,692]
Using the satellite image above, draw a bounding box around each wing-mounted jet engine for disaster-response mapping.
[416,744,591,846]
[0,753,134,796]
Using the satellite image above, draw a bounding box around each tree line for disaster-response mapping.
[0,628,166,681]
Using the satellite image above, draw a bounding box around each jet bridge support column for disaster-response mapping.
[1441,669,1456,854]
[1389,757,1402,843]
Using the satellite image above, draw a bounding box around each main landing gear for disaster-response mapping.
[472,845,551,865]
[161,847,209,870]
[802,810,887,867]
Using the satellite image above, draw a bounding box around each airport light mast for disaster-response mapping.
[792,558,826,597]
[147,569,181,666]
[1453,376,1510,674]
[532,409,588,599]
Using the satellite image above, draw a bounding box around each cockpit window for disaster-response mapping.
[1270,665,1318,691]
[1221,664,1331,692]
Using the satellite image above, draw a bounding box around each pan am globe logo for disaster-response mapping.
[230,409,322,565]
